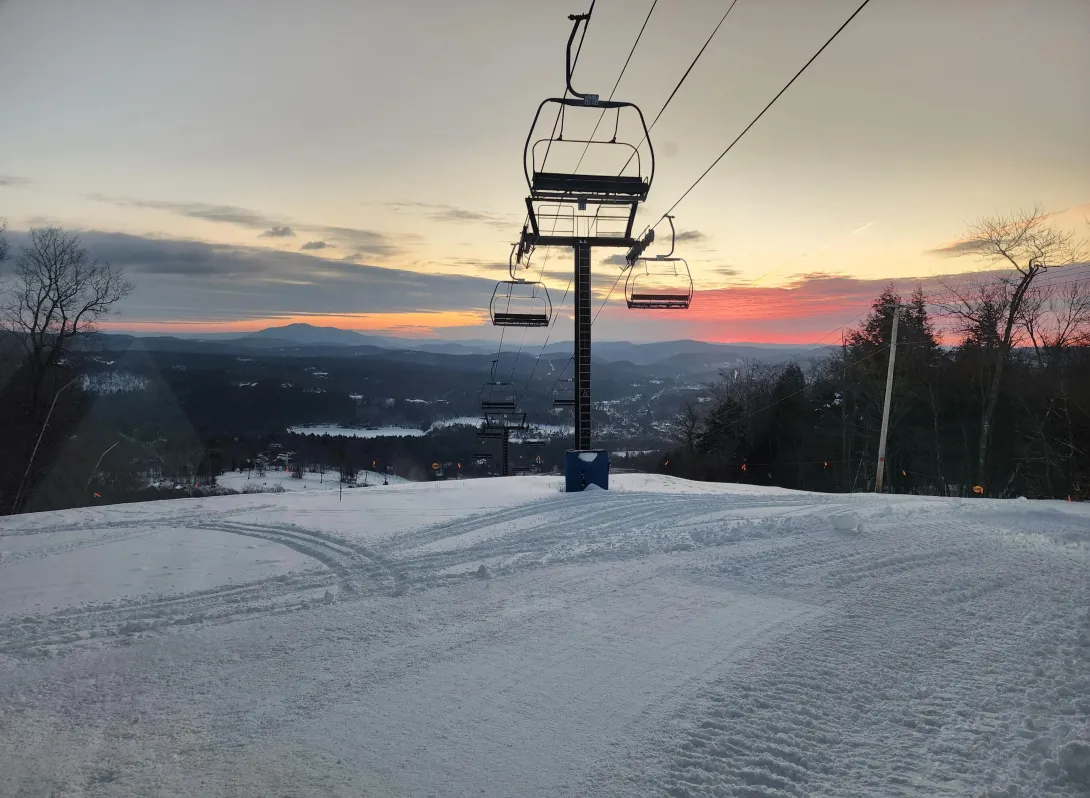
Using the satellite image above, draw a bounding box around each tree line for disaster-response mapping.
[662,207,1090,499]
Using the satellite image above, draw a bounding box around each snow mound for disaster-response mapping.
[475,564,491,579]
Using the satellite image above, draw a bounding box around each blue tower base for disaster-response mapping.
[565,450,609,492]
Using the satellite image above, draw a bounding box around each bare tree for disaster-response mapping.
[669,401,701,470]
[0,227,133,407]
[0,220,13,380]
[941,206,1088,487]
[1018,278,1090,359]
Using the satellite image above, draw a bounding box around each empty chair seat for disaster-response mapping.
[625,257,693,311]
[628,293,691,309]
[531,172,649,200]
[491,280,552,328]
[493,312,549,327]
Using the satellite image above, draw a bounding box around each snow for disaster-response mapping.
[1,477,1088,796]
[80,372,150,394]
[289,424,425,438]
[427,416,483,430]
[216,468,409,493]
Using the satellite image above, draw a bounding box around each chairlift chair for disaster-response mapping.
[490,250,552,327]
[480,360,517,415]
[552,377,575,409]
[519,13,655,254]
[476,426,503,440]
[625,258,693,310]
[624,215,693,310]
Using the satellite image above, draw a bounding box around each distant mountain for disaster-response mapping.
[538,340,833,367]
[96,325,832,365]
[244,323,384,347]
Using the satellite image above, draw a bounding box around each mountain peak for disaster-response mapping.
[245,323,370,345]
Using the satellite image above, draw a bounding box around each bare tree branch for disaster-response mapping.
[934,206,1084,487]
[0,227,133,406]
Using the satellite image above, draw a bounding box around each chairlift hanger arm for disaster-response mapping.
[626,215,676,264]
[662,215,676,258]
[565,13,597,104]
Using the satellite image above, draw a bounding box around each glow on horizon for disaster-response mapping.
[100,310,488,337]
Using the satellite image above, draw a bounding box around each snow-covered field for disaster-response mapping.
[288,425,425,438]
[216,468,409,493]
[1,477,1088,796]
[288,420,576,438]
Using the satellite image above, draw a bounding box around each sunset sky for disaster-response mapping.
[1,0,1087,343]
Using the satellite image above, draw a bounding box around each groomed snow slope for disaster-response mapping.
[1,476,1088,796]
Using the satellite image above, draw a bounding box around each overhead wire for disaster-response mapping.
[541,0,596,172]
[620,0,742,174]
[646,0,875,233]
[573,0,659,174]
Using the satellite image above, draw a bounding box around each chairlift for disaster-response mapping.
[476,425,503,440]
[480,360,517,415]
[490,248,552,327]
[625,216,693,310]
[552,377,575,409]
[520,12,654,248]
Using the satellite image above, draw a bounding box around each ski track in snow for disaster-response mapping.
[0,478,1088,796]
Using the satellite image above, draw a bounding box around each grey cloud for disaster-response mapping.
[300,240,329,250]
[710,266,740,277]
[311,225,399,257]
[675,230,708,243]
[431,208,508,226]
[926,238,986,257]
[388,201,511,229]
[85,193,400,258]
[259,225,296,238]
[71,231,264,276]
[49,231,497,322]
[0,174,31,187]
[601,254,629,266]
[85,194,280,229]
[445,258,511,275]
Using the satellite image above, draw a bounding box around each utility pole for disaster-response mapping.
[874,304,900,493]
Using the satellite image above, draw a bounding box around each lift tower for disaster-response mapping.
[514,10,656,450]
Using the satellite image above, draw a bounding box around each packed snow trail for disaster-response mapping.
[0,476,1087,796]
